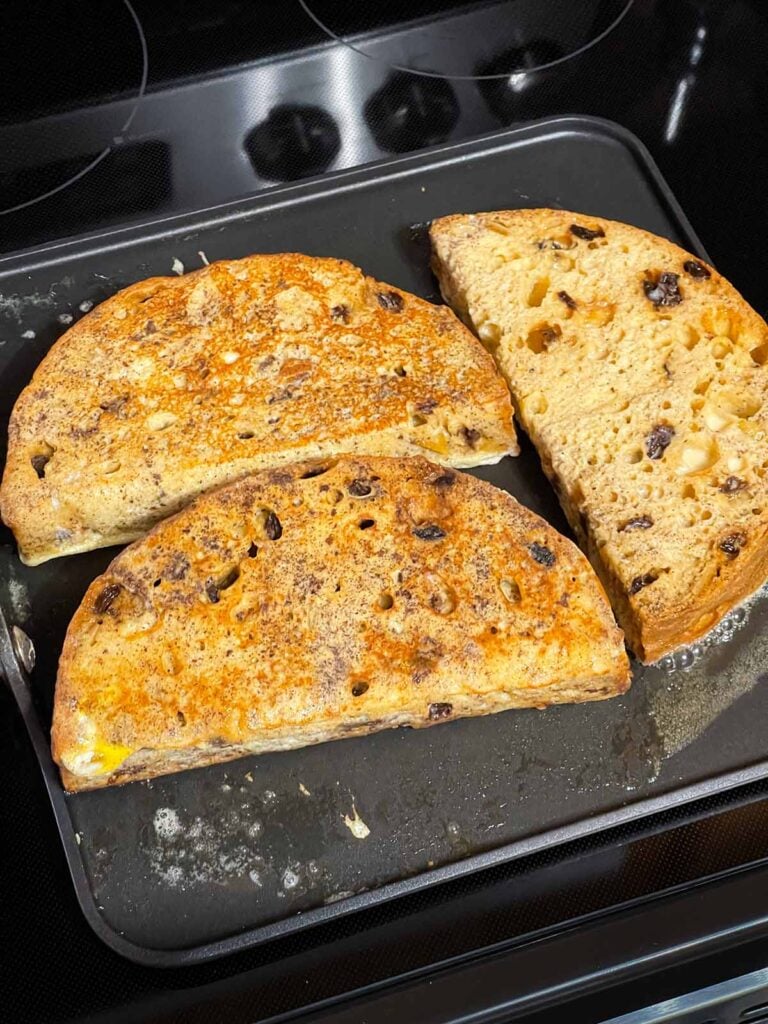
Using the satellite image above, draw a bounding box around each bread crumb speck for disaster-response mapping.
[343,802,370,839]
[299,782,311,796]
[171,258,185,276]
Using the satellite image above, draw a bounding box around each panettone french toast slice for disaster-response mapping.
[52,455,629,791]
[1,254,516,565]
[431,208,768,662]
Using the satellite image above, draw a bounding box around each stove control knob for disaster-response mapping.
[365,72,459,154]
[245,104,340,181]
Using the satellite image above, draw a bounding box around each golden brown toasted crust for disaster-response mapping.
[0,254,516,565]
[430,208,768,662]
[52,455,629,791]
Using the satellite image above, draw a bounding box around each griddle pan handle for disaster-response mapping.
[0,605,36,696]
[0,604,59,788]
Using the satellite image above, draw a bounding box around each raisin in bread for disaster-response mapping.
[52,455,629,790]
[430,208,768,662]
[0,253,516,565]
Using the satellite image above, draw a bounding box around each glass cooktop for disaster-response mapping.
[4,0,760,293]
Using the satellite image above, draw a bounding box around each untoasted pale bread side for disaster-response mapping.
[0,254,516,565]
[430,208,768,662]
[51,455,629,791]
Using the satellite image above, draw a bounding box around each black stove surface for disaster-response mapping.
[4,2,768,1022]
[0,0,765,319]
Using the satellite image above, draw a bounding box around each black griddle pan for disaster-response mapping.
[3,116,768,967]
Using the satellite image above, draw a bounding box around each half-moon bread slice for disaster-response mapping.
[0,253,516,565]
[430,208,768,661]
[52,455,629,791]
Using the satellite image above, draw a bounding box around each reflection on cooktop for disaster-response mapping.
[477,40,566,122]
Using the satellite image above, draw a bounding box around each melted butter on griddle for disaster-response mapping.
[641,582,768,758]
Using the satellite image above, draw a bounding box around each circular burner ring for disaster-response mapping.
[0,0,148,217]
[299,0,635,81]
